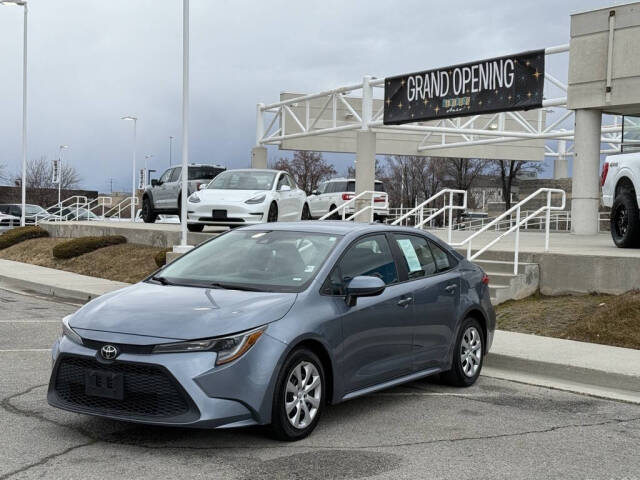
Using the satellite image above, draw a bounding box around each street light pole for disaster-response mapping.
[57,145,68,214]
[169,135,174,167]
[121,115,138,221]
[2,0,28,226]
[179,0,189,247]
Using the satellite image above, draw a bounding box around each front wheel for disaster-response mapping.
[187,223,204,232]
[267,202,278,222]
[441,317,484,387]
[270,348,325,441]
[301,203,311,220]
[141,196,157,223]
[610,193,640,248]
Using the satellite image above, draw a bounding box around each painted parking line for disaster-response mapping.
[373,392,477,397]
[0,320,60,323]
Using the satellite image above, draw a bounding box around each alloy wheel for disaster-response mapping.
[460,326,482,378]
[615,205,628,237]
[284,361,322,429]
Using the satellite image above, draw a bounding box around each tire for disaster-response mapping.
[301,203,311,221]
[187,223,204,232]
[270,348,325,441]
[328,204,340,220]
[141,196,157,223]
[267,202,278,222]
[441,317,484,387]
[610,193,640,248]
[176,194,182,220]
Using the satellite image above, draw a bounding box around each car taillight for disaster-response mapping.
[481,274,490,285]
[600,162,609,187]
[342,193,354,201]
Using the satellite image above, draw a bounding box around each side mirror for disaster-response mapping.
[345,275,386,307]
[151,179,160,187]
[311,190,320,196]
[198,183,207,190]
[280,185,291,192]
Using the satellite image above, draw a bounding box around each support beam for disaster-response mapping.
[354,130,376,222]
[571,109,602,235]
[251,146,267,168]
[554,140,569,178]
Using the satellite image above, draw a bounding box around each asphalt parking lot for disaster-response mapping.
[1,287,639,480]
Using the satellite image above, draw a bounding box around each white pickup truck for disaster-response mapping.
[601,152,640,247]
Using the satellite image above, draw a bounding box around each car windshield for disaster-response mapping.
[188,166,225,180]
[157,230,341,292]
[208,171,276,191]
[25,205,47,215]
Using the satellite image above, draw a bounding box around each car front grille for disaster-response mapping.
[51,355,198,421]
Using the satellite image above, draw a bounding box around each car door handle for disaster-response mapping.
[397,297,412,307]
[445,284,457,293]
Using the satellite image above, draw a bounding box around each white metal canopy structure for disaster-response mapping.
[254,44,623,164]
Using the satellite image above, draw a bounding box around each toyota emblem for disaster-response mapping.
[100,344,118,360]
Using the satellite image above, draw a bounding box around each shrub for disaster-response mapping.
[154,248,171,268]
[0,226,49,250]
[52,235,127,259]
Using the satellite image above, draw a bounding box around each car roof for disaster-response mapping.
[221,168,282,174]
[324,178,382,183]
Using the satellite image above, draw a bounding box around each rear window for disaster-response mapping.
[346,181,385,192]
[188,166,225,180]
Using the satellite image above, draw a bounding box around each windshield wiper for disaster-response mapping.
[209,282,263,292]
[151,275,173,286]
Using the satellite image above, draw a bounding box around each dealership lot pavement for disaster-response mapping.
[2,288,639,480]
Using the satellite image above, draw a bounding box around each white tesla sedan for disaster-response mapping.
[186,169,310,231]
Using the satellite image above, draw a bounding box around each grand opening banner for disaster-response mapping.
[383,50,545,125]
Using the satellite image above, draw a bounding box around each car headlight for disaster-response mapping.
[245,194,266,205]
[188,193,201,203]
[61,315,83,345]
[152,326,265,365]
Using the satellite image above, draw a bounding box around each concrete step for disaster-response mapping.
[484,272,517,287]
[472,259,534,275]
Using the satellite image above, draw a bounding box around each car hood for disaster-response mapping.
[69,282,297,342]
[195,189,267,202]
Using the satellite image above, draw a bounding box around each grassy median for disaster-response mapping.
[496,291,640,350]
[0,237,163,284]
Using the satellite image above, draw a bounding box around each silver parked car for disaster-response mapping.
[48,221,495,441]
[141,164,226,223]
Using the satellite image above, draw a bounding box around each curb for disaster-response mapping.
[0,273,101,303]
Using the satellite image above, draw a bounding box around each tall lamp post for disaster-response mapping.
[178,0,190,248]
[121,115,138,221]
[2,0,28,226]
[169,135,174,167]
[144,154,154,187]
[57,145,68,214]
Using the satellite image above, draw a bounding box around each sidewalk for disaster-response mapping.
[1,259,639,403]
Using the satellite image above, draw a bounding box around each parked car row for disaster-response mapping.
[142,167,389,231]
[0,203,60,224]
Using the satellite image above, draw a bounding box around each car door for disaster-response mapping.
[322,234,415,393]
[288,174,307,218]
[153,168,173,208]
[275,173,296,220]
[165,167,182,209]
[391,233,460,371]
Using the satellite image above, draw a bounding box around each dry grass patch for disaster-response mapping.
[496,291,640,350]
[0,237,163,284]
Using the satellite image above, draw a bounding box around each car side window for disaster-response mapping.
[169,168,181,182]
[429,241,453,272]
[392,234,437,278]
[323,234,398,296]
[276,173,290,190]
[317,182,326,194]
[159,169,172,183]
[286,174,297,189]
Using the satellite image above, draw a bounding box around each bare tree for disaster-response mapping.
[490,160,542,210]
[345,158,386,180]
[382,156,450,209]
[271,151,336,195]
[443,158,488,191]
[14,155,81,190]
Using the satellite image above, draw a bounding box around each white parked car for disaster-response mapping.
[601,151,640,247]
[186,169,310,231]
[307,178,389,221]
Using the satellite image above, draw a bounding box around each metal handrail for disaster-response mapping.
[451,188,566,274]
[392,188,467,243]
[85,196,113,218]
[34,195,88,224]
[103,196,139,220]
[318,191,386,222]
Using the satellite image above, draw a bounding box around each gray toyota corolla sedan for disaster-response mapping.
[48,221,495,440]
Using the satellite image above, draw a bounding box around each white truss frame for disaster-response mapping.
[256,44,625,159]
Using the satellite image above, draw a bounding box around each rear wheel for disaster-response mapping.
[301,203,311,220]
[328,204,340,220]
[441,317,484,387]
[187,223,204,232]
[267,202,278,222]
[270,348,325,441]
[141,196,157,223]
[610,193,640,248]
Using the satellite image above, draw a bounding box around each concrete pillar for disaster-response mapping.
[553,140,569,179]
[354,130,376,222]
[571,109,602,235]
[251,146,267,169]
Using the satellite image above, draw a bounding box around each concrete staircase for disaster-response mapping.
[456,250,540,305]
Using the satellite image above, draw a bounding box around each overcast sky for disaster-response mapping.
[0,0,617,193]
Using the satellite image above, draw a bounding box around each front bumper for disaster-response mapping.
[48,331,287,428]
[187,201,267,226]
